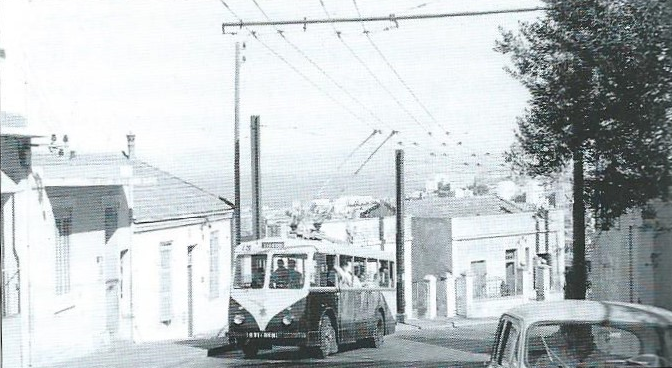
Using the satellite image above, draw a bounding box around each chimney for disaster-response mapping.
[126,132,135,159]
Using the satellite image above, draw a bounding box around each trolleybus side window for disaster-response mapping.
[375,260,391,288]
[389,261,395,287]
[270,254,307,289]
[354,257,367,284]
[336,255,360,287]
[234,254,267,289]
[312,253,337,287]
[364,258,378,287]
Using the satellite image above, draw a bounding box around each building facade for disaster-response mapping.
[408,195,565,319]
[588,198,672,311]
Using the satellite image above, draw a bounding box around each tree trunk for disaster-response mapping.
[568,148,587,299]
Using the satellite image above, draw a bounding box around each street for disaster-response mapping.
[200,321,496,367]
[43,321,497,368]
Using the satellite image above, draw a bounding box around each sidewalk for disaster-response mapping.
[396,315,498,331]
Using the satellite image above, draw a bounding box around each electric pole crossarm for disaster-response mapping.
[222,7,546,28]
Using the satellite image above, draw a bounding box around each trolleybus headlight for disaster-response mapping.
[233,314,246,325]
[282,315,293,326]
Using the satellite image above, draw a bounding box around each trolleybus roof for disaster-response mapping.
[235,236,395,260]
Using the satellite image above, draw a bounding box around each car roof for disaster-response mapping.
[504,300,672,327]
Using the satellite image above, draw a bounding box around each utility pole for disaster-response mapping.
[395,149,406,324]
[250,115,262,240]
[233,42,241,257]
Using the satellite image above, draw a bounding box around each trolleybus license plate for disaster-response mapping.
[247,332,278,338]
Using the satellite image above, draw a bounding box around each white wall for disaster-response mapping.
[589,201,672,311]
[452,210,565,291]
[22,182,130,367]
[131,217,231,342]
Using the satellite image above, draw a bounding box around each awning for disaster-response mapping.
[1,170,20,193]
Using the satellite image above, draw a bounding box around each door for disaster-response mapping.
[505,249,518,296]
[470,260,487,298]
[187,245,196,337]
[337,255,357,343]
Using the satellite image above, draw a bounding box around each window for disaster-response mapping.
[55,210,72,295]
[376,260,392,288]
[234,254,267,289]
[389,261,395,286]
[353,257,367,284]
[270,254,307,289]
[494,320,519,367]
[104,207,117,243]
[524,247,530,271]
[336,255,361,287]
[159,242,172,323]
[209,231,220,298]
[313,253,337,287]
[526,322,654,367]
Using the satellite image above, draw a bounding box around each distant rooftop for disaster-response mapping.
[32,152,233,223]
[406,195,527,218]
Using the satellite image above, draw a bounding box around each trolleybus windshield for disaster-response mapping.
[234,254,267,289]
[270,254,307,289]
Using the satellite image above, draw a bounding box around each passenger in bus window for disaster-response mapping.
[375,265,389,287]
[335,261,360,287]
[287,259,303,288]
[325,256,337,287]
[271,259,288,288]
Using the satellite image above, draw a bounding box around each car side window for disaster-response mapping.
[493,318,520,367]
[501,323,520,367]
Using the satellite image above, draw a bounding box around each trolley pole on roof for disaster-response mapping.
[395,149,406,324]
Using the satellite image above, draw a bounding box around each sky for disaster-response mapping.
[0,0,544,207]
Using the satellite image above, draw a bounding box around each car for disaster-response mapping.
[487,300,672,368]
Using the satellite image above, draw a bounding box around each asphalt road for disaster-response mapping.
[204,322,498,367]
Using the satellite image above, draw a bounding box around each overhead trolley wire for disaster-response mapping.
[250,0,393,132]
[318,0,435,139]
[219,1,377,130]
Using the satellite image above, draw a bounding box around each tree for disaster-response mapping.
[496,0,672,299]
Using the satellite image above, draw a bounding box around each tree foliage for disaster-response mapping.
[496,0,672,230]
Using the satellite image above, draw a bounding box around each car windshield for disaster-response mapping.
[526,322,672,367]
[233,254,267,289]
[270,254,307,289]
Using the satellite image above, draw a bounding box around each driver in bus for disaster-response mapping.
[287,259,303,288]
[270,259,289,288]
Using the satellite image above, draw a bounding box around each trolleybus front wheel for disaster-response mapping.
[313,314,338,358]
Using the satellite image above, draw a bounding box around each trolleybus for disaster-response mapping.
[227,235,397,358]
